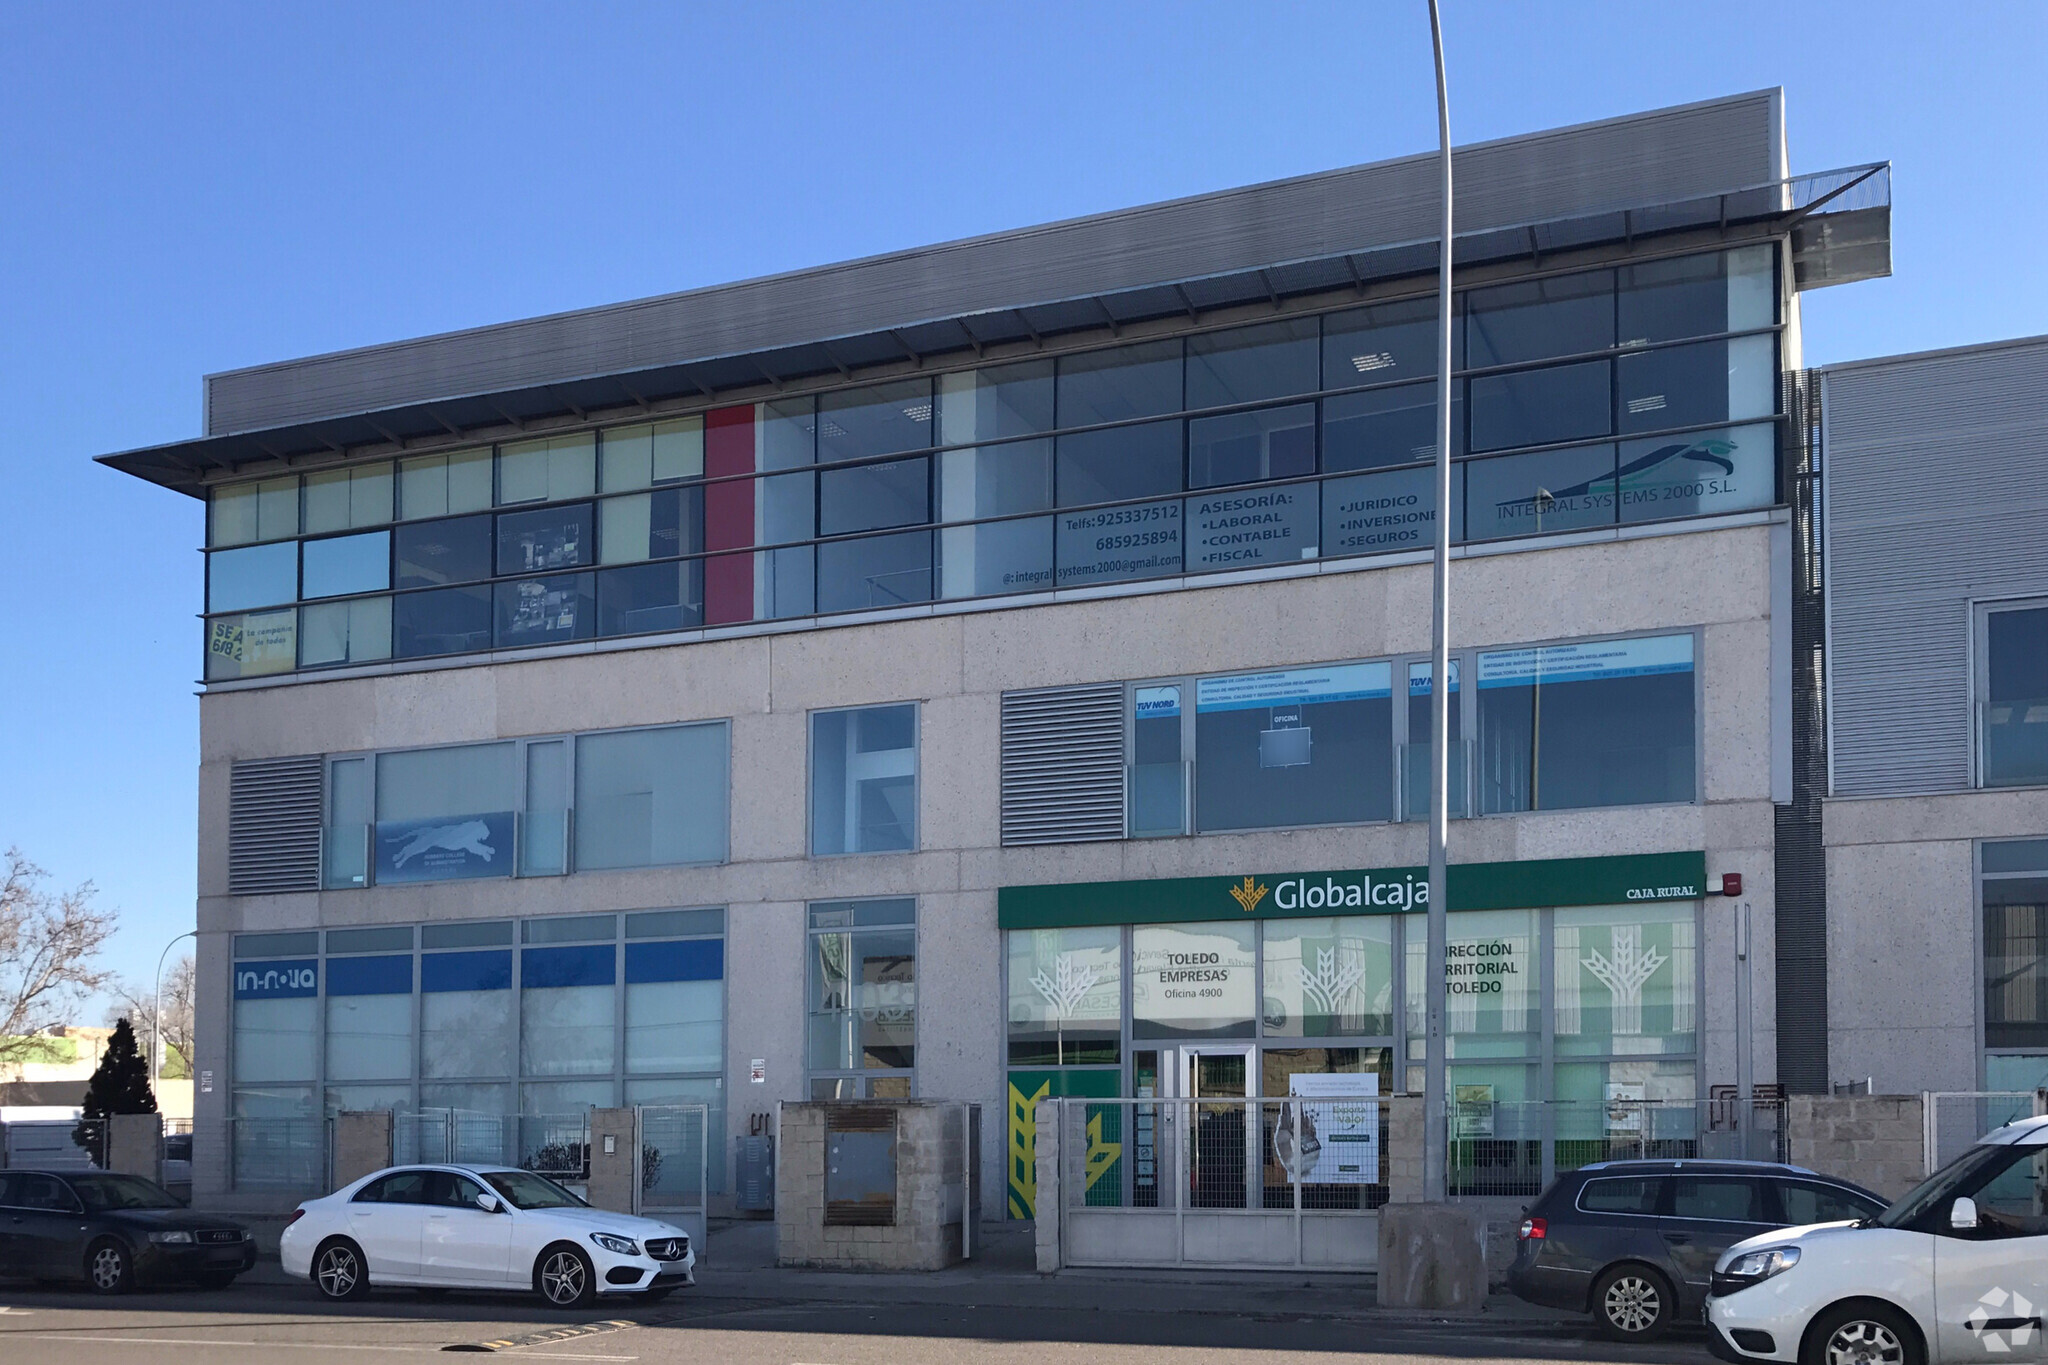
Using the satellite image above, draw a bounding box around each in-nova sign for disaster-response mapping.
[997,850,1709,931]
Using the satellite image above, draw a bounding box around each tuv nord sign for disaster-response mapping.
[997,850,1706,930]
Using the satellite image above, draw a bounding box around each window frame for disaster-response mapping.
[1975,596,2048,790]
[806,702,921,858]
[805,897,919,1097]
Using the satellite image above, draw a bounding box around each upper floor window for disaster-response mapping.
[810,704,918,855]
[1981,602,2048,788]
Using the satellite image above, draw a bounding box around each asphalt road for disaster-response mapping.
[0,1276,1713,1365]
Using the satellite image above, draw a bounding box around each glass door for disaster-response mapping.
[1172,1045,1257,1209]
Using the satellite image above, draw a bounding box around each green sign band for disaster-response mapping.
[997,850,1708,931]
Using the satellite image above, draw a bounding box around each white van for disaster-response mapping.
[1707,1113,2048,1364]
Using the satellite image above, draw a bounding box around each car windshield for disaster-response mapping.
[1874,1142,2019,1229]
[69,1173,183,1212]
[482,1170,588,1210]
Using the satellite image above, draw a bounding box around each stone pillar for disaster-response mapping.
[1378,1202,1488,1311]
[586,1108,640,1215]
[1385,1095,1425,1203]
[332,1111,393,1190]
[108,1114,163,1183]
[773,1104,822,1264]
[1033,1096,1062,1273]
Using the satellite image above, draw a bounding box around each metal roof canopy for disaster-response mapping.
[98,163,1889,500]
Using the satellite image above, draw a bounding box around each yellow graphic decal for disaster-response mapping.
[1008,1078,1051,1219]
[1083,1110,1123,1194]
[1228,875,1269,913]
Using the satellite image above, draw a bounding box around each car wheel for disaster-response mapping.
[535,1243,595,1309]
[195,1271,238,1291]
[313,1238,370,1302]
[85,1240,134,1295]
[1805,1301,1923,1365]
[1591,1264,1673,1341]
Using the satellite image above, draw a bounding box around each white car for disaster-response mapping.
[279,1164,694,1308]
[1707,1114,2048,1364]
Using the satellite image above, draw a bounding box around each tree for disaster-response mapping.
[108,953,196,1079]
[76,1017,156,1158]
[0,848,116,1070]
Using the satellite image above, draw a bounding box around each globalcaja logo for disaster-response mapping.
[1966,1286,2038,1353]
[1228,876,1270,913]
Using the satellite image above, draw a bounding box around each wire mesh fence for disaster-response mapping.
[637,1103,709,1213]
[1061,1097,1391,1213]
[1924,1092,2040,1175]
[1449,1098,1788,1196]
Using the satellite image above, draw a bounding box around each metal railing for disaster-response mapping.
[1448,1098,1787,1197]
[1063,1096,1390,1214]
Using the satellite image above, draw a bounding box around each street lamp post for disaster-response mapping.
[1421,0,1455,1204]
[153,930,196,1097]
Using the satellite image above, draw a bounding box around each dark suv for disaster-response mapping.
[1505,1159,1885,1342]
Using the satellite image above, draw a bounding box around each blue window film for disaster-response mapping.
[233,959,318,1000]
[326,954,413,997]
[420,949,513,993]
[522,944,616,989]
[625,939,724,985]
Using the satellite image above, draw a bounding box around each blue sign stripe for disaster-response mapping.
[233,959,318,1000]
[420,949,512,993]
[326,954,412,997]
[521,944,616,989]
[625,939,724,984]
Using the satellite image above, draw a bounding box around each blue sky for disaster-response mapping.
[1,1,2042,1001]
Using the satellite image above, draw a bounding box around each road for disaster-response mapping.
[0,1276,1711,1365]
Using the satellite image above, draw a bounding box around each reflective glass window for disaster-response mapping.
[399,449,493,519]
[301,531,390,599]
[811,705,916,855]
[497,434,595,505]
[817,530,932,613]
[496,504,591,576]
[205,609,297,681]
[1477,634,1695,814]
[574,724,729,869]
[601,417,704,491]
[376,742,517,823]
[303,464,393,533]
[625,937,724,1074]
[1056,339,1182,426]
[393,584,492,658]
[395,514,493,589]
[818,379,934,462]
[1403,909,1540,1058]
[1464,443,1618,541]
[1617,335,1775,435]
[1466,269,1615,367]
[1986,874,2048,1049]
[807,900,916,1074]
[1129,683,1185,837]
[1985,606,2048,788]
[596,560,704,636]
[1194,662,1394,831]
[937,360,1054,442]
[1187,403,1315,489]
[494,573,594,648]
[1186,318,1319,408]
[599,488,703,564]
[1132,921,1256,1038]
[1006,926,1122,1066]
[1322,296,1449,388]
[1320,463,1463,561]
[761,397,816,471]
[1055,420,1183,507]
[234,996,318,1085]
[937,436,1052,600]
[420,951,516,1080]
[326,955,414,1081]
[1403,659,1464,821]
[521,740,568,877]
[208,541,297,612]
[1554,903,1696,1056]
[1323,382,1462,473]
[1055,498,1182,586]
[1617,423,1777,525]
[1262,916,1395,1036]
[300,596,392,668]
[1469,359,1613,453]
[1617,245,1775,346]
[521,944,616,1077]
[819,458,929,535]
[209,475,299,546]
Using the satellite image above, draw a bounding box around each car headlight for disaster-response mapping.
[590,1233,640,1256]
[1722,1245,1801,1285]
[148,1230,197,1245]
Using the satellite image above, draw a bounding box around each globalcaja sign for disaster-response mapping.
[997,850,1707,930]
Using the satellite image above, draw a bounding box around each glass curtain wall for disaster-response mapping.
[807,899,917,1098]
[199,245,1780,680]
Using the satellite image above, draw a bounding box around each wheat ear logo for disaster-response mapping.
[1228,876,1269,913]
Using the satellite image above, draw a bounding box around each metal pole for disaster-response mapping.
[1735,902,1754,1159]
[1422,0,1455,1204]
[152,930,197,1099]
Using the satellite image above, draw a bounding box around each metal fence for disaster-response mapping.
[1449,1098,1788,1197]
[1924,1092,2040,1176]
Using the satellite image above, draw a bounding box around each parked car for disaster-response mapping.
[279,1164,694,1308]
[0,1169,255,1292]
[162,1132,194,1188]
[1707,1113,2048,1364]
[1505,1158,1886,1341]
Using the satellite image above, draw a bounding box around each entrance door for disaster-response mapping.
[1172,1046,1258,1210]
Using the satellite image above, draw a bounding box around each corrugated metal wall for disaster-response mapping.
[1825,335,2048,796]
[205,92,1781,436]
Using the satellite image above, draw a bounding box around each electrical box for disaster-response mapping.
[735,1135,775,1212]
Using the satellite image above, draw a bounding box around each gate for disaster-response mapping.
[1054,1096,1386,1270]
[1923,1091,2041,1175]
[636,1104,710,1255]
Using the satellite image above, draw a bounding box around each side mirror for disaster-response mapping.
[476,1192,502,1213]
[1951,1196,1979,1230]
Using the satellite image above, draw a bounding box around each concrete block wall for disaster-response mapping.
[586,1108,637,1215]
[1787,1094,1925,1198]
[332,1110,391,1188]
[107,1114,163,1183]
[776,1101,971,1271]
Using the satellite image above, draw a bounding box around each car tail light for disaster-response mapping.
[1518,1216,1546,1240]
[287,1208,306,1226]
